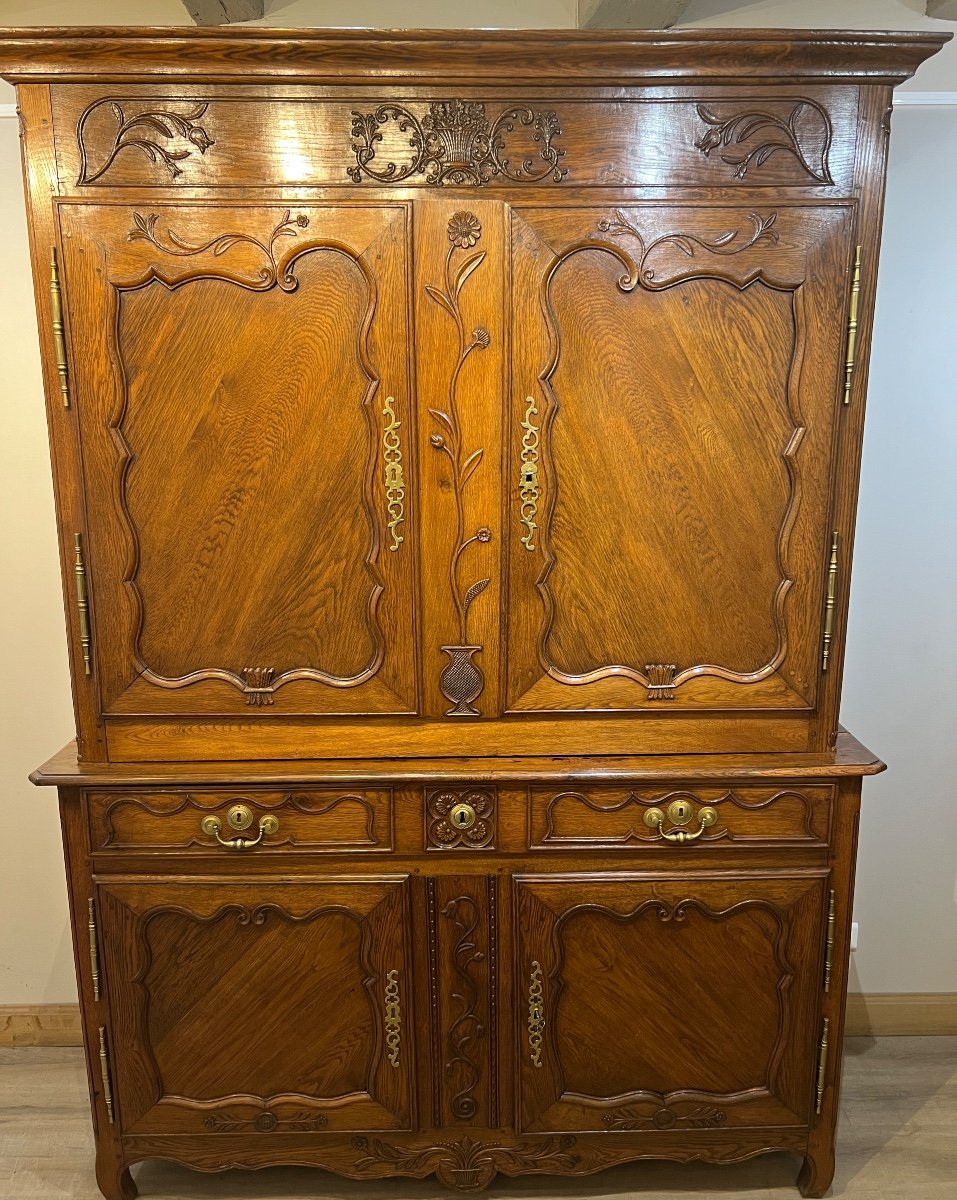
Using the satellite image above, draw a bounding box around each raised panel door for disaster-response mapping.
[506,204,854,716]
[95,877,414,1134]
[514,872,826,1133]
[58,202,416,717]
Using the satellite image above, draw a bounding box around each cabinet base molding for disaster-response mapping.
[115,1129,810,1195]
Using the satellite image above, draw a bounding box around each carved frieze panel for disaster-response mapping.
[56,88,852,191]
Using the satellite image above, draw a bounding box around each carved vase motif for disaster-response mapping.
[439,645,484,717]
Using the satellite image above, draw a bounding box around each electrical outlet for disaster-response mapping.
[850,921,859,951]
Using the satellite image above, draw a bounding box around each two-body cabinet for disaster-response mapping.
[4,25,946,1200]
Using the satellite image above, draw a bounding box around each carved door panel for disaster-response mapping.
[514,872,826,1133]
[506,204,854,714]
[59,202,416,717]
[95,876,414,1134]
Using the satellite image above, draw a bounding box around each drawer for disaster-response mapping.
[527,783,832,850]
[87,788,394,854]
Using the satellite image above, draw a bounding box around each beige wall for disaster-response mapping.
[0,1,955,1004]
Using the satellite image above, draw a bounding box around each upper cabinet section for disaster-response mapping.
[49,86,860,193]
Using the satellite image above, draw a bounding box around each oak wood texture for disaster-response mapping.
[6,24,943,1200]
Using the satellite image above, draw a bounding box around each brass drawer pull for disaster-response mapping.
[643,799,718,844]
[201,804,279,851]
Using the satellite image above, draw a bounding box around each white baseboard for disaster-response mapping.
[845,992,957,1037]
[3,995,956,1047]
[0,1004,83,1047]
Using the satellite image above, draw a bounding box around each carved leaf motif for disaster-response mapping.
[462,577,490,614]
[454,251,487,296]
[694,101,832,184]
[424,283,456,317]
[77,98,214,185]
[461,448,484,486]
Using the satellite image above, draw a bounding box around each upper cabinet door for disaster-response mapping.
[59,203,417,717]
[506,204,853,715]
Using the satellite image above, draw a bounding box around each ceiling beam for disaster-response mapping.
[578,0,690,29]
[182,1,265,25]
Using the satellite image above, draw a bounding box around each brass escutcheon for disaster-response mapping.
[449,801,477,831]
[227,803,254,831]
[666,798,694,826]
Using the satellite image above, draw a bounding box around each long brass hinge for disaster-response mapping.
[98,1026,115,1124]
[87,898,100,1001]
[823,890,836,993]
[73,534,92,676]
[842,245,862,405]
[815,1016,830,1114]
[821,532,839,673]
[49,247,71,408]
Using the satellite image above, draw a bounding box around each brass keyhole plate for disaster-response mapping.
[666,799,694,826]
[449,802,477,831]
[227,803,254,831]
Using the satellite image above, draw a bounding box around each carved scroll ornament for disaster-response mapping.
[348,99,567,186]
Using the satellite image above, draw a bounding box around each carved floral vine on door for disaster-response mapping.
[425,212,493,717]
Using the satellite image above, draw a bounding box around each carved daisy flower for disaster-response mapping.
[472,327,491,349]
[448,211,482,248]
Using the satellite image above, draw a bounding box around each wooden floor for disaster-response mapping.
[1,1038,955,1199]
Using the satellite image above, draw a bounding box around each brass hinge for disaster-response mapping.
[98,1026,115,1124]
[823,890,836,993]
[49,247,71,408]
[821,532,839,673]
[73,534,92,676]
[815,1016,830,1114]
[842,245,862,405]
[87,898,100,1001]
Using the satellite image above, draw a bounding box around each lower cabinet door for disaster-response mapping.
[96,876,414,1135]
[514,873,826,1133]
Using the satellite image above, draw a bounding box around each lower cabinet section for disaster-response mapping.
[95,877,415,1134]
[514,873,826,1133]
[63,772,861,1199]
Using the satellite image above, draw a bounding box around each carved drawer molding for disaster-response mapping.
[87,788,394,854]
[527,784,833,850]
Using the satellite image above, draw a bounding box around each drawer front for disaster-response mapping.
[527,783,832,850]
[87,789,394,854]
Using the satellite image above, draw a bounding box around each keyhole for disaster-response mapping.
[449,802,477,832]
